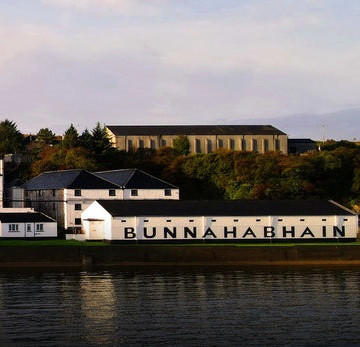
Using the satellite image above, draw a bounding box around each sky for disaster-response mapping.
[1,0,360,138]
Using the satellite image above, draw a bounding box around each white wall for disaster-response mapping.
[0,221,57,238]
[123,189,180,200]
[81,201,112,239]
[82,211,357,241]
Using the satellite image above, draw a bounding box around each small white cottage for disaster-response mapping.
[0,208,57,238]
[81,200,358,242]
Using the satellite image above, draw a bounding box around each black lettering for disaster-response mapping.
[322,226,327,238]
[282,226,295,238]
[333,226,345,237]
[125,227,136,239]
[242,227,256,238]
[202,228,217,238]
[224,226,236,238]
[300,227,315,238]
[264,226,275,238]
[144,227,156,238]
[164,227,176,239]
[184,227,197,238]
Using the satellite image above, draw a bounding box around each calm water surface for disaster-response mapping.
[0,266,360,346]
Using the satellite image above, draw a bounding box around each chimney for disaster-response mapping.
[0,159,3,208]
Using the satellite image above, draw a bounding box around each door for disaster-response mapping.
[25,223,35,238]
[89,221,104,240]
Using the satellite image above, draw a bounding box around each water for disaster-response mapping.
[0,267,360,346]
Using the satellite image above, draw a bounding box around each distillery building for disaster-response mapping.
[20,169,179,231]
[106,125,288,155]
[81,200,358,242]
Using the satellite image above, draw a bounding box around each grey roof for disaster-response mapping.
[106,125,287,136]
[95,200,355,217]
[288,139,316,143]
[0,212,55,223]
[22,170,119,190]
[94,169,178,189]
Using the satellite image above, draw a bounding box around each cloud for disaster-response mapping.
[41,0,168,16]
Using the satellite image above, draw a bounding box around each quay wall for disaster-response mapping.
[1,245,360,266]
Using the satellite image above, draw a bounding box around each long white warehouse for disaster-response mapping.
[81,200,358,242]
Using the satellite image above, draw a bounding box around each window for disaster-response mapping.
[128,139,133,152]
[344,218,348,221]
[206,139,212,153]
[150,139,156,149]
[322,219,327,221]
[252,139,258,152]
[52,189,56,197]
[121,220,126,223]
[165,189,171,196]
[8,224,19,232]
[27,224,31,232]
[241,139,247,151]
[36,224,44,231]
[138,139,144,149]
[218,139,223,148]
[211,219,217,222]
[229,138,235,150]
[278,219,283,222]
[131,189,138,196]
[166,219,172,222]
[256,219,261,222]
[75,204,82,211]
[264,139,269,152]
[233,219,239,222]
[75,218,81,225]
[300,218,305,222]
[74,189,81,196]
[109,189,116,196]
[161,139,167,147]
[144,219,149,223]
[189,219,194,222]
[195,139,201,153]
[53,203,56,211]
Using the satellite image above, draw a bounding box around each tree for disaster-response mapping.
[173,135,190,155]
[0,119,24,155]
[78,129,92,148]
[62,124,79,149]
[91,122,112,154]
[36,128,57,146]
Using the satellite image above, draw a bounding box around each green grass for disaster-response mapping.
[0,240,360,247]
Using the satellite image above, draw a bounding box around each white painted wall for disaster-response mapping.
[0,221,57,238]
[81,203,358,241]
[123,189,179,200]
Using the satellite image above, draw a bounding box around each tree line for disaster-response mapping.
[1,119,360,211]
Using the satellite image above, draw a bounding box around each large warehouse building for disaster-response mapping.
[106,125,288,155]
[81,200,357,242]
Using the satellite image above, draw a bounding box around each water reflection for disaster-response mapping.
[0,267,360,346]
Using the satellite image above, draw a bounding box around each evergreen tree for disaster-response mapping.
[36,128,57,146]
[91,122,111,154]
[62,124,79,149]
[0,119,24,155]
[79,129,93,148]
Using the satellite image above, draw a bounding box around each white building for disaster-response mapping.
[21,169,179,231]
[0,208,57,238]
[82,200,358,242]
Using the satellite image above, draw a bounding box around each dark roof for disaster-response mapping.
[94,169,178,189]
[22,170,119,190]
[288,139,316,143]
[95,200,355,217]
[0,212,55,223]
[106,125,286,136]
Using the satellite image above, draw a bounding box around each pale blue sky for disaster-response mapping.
[1,0,360,138]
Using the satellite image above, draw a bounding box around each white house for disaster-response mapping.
[81,200,358,242]
[21,169,179,231]
[0,208,57,238]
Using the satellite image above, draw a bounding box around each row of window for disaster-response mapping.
[8,224,44,232]
[126,138,282,153]
[74,189,172,197]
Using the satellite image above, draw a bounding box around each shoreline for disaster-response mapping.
[1,244,360,267]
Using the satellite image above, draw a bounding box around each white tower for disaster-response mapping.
[0,159,3,208]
